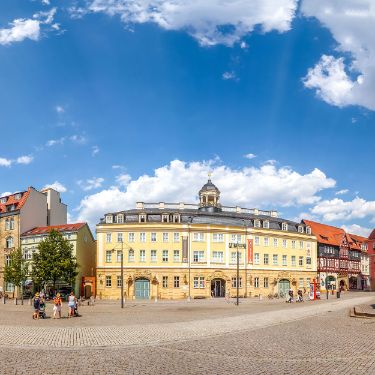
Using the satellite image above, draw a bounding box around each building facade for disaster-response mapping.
[368,229,375,290]
[96,180,317,300]
[0,187,67,294]
[21,223,96,296]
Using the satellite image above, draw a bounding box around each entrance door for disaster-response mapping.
[211,279,225,297]
[135,279,150,299]
[278,279,290,298]
[84,285,92,298]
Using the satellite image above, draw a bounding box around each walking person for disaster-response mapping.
[33,293,41,320]
[67,291,76,318]
[53,293,62,319]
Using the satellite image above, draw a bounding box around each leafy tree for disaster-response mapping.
[4,247,29,299]
[31,229,79,290]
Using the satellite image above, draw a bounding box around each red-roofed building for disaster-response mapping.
[303,220,365,291]
[0,187,67,295]
[367,230,375,290]
[21,223,96,297]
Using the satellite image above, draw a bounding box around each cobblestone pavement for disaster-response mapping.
[0,292,374,374]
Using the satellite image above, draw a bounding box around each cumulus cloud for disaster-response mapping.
[0,18,40,45]
[310,197,375,222]
[81,0,298,46]
[16,155,34,165]
[0,157,12,167]
[222,71,238,81]
[244,153,257,160]
[75,158,335,226]
[0,192,12,198]
[46,137,65,147]
[70,134,87,144]
[302,0,375,110]
[341,224,371,238]
[42,181,67,193]
[78,177,104,191]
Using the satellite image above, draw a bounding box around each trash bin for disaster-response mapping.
[336,291,340,298]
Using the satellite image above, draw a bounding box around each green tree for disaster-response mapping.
[31,229,79,290]
[4,247,29,300]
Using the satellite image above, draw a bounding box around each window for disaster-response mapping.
[5,283,14,292]
[106,233,112,243]
[139,214,146,223]
[173,250,180,262]
[282,255,287,266]
[193,251,204,262]
[105,215,113,224]
[231,277,242,288]
[231,251,242,263]
[5,237,13,248]
[162,232,169,242]
[213,233,224,242]
[273,238,278,247]
[282,239,287,248]
[282,222,288,231]
[306,226,311,235]
[263,220,269,229]
[105,276,112,287]
[306,278,311,287]
[14,193,21,200]
[140,232,146,242]
[299,241,304,249]
[273,254,278,265]
[105,250,112,263]
[151,233,157,242]
[128,233,135,243]
[193,276,205,288]
[117,215,124,224]
[254,236,260,246]
[162,276,168,288]
[162,250,169,262]
[162,214,169,223]
[9,218,14,230]
[254,220,261,228]
[193,233,204,242]
[264,277,269,288]
[174,232,180,242]
[231,234,241,243]
[254,277,259,288]
[306,257,312,266]
[299,278,304,288]
[291,256,296,266]
[291,240,296,249]
[0,197,6,204]
[128,249,135,262]
[263,254,269,265]
[254,253,260,264]
[117,233,123,243]
[5,219,9,230]
[173,214,180,223]
[117,276,122,287]
[24,249,32,260]
[116,250,123,263]
[212,251,223,263]
[140,250,146,262]
[5,255,11,266]
[151,250,157,262]
[298,226,304,233]
[299,256,304,266]
[264,237,269,246]
[174,276,180,288]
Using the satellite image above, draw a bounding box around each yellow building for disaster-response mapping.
[96,179,317,300]
[21,223,96,296]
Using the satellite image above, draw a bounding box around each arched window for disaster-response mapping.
[6,236,14,248]
[5,219,9,230]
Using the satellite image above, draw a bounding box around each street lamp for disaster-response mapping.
[187,216,193,302]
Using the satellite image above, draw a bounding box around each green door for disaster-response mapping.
[135,279,150,299]
[278,279,290,298]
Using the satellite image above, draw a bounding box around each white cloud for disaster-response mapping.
[41,0,50,5]
[16,155,34,165]
[222,71,237,81]
[75,158,335,226]
[244,153,256,160]
[84,0,298,46]
[0,18,40,45]
[55,105,65,114]
[78,177,104,191]
[302,0,375,110]
[43,181,67,193]
[116,174,131,187]
[341,224,371,238]
[91,146,100,156]
[335,189,349,195]
[310,197,375,222]
[70,134,87,144]
[46,137,65,147]
[0,157,12,167]
[112,165,124,169]
[0,192,12,198]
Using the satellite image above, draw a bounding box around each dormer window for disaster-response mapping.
[173,214,180,223]
[139,214,146,223]
[162,214,169,223]
[116,214,124,224]
[105,215,113,224]
[254,220,261,228]
[263,221,269,229]
[14,193,21,200]
[282,222,288,231]
[306,226,311,235]
[298,226,304,233]
[0,197,7,204]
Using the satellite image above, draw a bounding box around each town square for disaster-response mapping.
[1,0,375,374]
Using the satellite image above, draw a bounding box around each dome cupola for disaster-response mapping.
[198,175,221,212]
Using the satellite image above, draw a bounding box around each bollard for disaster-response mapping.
[326,291,329,300]
[14,298,18,305]
[2,296,5,304]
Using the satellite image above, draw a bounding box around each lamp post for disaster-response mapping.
[112,240,129,309]
[187,216,193,302]
[236,238,240,306]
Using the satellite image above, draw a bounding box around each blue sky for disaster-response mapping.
[1,0,374,235]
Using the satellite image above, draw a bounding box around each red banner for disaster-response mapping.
[247,239,253,264]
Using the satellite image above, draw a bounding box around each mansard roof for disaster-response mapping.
[0,188,31,214]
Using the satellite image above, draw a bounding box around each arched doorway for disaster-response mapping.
[211,278,226,297]
[278,279,290,297]
[135,278,150,299]
[325,275,336,290]
[84,285,92,298]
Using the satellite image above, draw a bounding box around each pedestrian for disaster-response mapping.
[53,293,62,319]
[67,291,76,318]
[33,293,40,320]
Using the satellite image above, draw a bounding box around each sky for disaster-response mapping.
[0,0,374,236]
